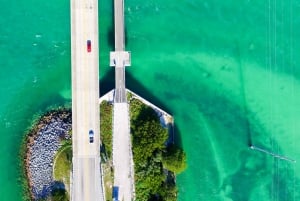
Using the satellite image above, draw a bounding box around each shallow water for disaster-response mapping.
[0,0,299,200]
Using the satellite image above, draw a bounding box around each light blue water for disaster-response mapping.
[0,0,299,200]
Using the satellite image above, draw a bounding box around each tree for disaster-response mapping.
[100,101,113,158]
[132,119,168,165]
[129,97,185,201]
[51,188,68,201]
[162,145,187,174]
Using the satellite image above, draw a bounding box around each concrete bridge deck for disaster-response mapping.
[111,0,134,200]
[71,0,104,200]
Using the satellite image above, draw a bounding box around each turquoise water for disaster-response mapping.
[0,0,299,200]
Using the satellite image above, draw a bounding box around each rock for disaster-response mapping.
[25,110,72,199]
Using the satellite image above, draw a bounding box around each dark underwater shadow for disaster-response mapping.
[220,147,300,201]
[100,68,114,96]
[126,72,172,114]
[100,69,172,114]
[99,69,183,148]
[107,27,114,50]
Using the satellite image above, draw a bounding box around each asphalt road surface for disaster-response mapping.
[71,0,103,200]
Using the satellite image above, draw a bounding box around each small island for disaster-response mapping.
[21,90,186,201]
[20,108,72,200]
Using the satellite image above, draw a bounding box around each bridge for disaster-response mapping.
[110,0,130,103]
[71,0,104,200]
[110,0,133,200]
[71,0,133,200]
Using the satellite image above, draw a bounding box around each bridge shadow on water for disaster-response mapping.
[105,0,128,50]
[99,68,114,95]
[99,69,183,148]
[100,69,171,113]
[107,27,114,50]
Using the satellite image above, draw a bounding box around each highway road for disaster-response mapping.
[71,0,104,200]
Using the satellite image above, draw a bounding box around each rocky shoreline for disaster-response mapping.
[23,108,71,200]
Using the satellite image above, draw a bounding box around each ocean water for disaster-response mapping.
[0,0,299,200]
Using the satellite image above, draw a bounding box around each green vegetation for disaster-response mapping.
[162,145,186,174]
[51,189,68,201]
[20,97,185,201]
[100,100,114,201]
[102,163,113,201]
[50,140,72,201]
[19,108,71,201]
[53,141,72,189]
[100,101,113,159]
[129,98,186,201]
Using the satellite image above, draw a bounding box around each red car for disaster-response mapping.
[87,40,91,52]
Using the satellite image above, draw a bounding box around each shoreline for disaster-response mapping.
[21,108,71,200]
[22,89,176,200]
[100,89,174,141]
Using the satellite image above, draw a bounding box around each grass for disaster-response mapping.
[100,101,114,201]
[53,143,72,197]
[100,101,113,159]
[102,162,113,201]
